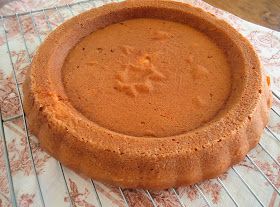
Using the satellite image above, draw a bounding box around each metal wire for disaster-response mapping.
[67,4,75,16]
[59,163,74,207]
[42,9,51,29]
[271,107,280,118]
[29,11,42,42]
[3,114,23,123]
[272,91,280,101]
[258,142,280,167]
[265,127,280,142]
[78,2,89,11]
[246,155,280,195]
[1,15,46,207]
[118,188,129,207]
[171,188,185,207]
[231,167,264,207]
[195,184,212,207]
[55,6,65,22]
[90,181,102,207]
[15,13,32,62]
[90,180,102,205]
[145,190,157,207]
[216,178,239,206]
[0,108,17,206]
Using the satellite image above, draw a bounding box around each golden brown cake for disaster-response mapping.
[23,0,272,189]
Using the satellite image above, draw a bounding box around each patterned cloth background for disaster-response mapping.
[0,0,280,207]
[0,0,81,15]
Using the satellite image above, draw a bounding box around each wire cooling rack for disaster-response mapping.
[0,0,280,206]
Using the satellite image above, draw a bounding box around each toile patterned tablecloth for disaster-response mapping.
[0,0,280,207]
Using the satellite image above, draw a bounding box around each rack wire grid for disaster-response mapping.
[0,0,279,206]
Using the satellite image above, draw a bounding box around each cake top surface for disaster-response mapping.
[62,18,232,137]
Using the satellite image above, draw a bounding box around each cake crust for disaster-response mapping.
[23,0,272,189]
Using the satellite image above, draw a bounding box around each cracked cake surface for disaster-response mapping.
[23,0,271,189]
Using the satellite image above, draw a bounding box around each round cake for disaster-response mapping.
[23,0,272,189]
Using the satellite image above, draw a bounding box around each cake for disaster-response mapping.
[23,0,272,189]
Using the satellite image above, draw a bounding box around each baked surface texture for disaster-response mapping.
[62,18,232,137]
[23,0,272,189]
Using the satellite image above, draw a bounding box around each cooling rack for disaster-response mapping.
[0,0,279,206]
